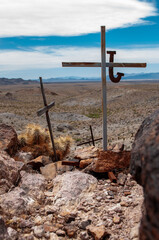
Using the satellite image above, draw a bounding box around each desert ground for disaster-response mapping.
[0,81,159,150]
[1,80,159,239]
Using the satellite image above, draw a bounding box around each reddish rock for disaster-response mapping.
[79,158,93,169]
[87,225,109,240]
[0,151,24,194]
[92,151,130,173]
[130,109,159,240]
[75,146,98,160]
[0,124,18,156]
[64,225,77,238]
[40,161,72,180]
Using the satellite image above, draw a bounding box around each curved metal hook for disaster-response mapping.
[107,51,124,83]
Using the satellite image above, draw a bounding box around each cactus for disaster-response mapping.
[18,124,73,160]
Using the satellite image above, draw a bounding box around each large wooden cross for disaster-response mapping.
[62,26,146,151]
[37,77,58,161]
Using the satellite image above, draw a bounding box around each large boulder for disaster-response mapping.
[0,124,18,156]
[52,171,97,207]
[130,109,159,240]
[0,152,24,195]
[0,172,46,216]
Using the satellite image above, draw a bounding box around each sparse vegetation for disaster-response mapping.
[18,124,73,160]
[0,82,159,150]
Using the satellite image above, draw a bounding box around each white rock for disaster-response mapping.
[33,225,45,238]
[7,227,18,240]
[130,224,140,239]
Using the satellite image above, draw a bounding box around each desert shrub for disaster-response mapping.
[18,124,73,160]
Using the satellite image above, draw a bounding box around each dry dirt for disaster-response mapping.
[0,81,159,150]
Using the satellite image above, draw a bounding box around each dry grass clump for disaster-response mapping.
[18,124,73,160]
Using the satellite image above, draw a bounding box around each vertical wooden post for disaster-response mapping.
[39,77,58,162]
[101,26,107,151]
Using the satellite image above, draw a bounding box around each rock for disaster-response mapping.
[64,225,78,238]
[50,232,59,240]
[57,124,73,132]
[113,215,120,224]
[80,231,90,240]
[14,151,33,163]
[52,171,97,207]
[27,155,51,171]
[45,205,59,214]
[130,109,159,239]
[0,187,33,215]
[117,173,127,186]
[0,152,24,194]
[33,225,44,238]
[56,229,65,236]
[34,216,43,225]
[19,171,46,195]
[79,220,92,230]
[0,124,18,156]
[124,191,131,196]
[112,143,124,152]
[129,224,140,239]
[79,158,93,169]
[0,217,9,239]
[7,227,18,240]
[40,161,72,180]
[64,213,77,223]
[92,151,130,173]
[43,224,58,233]
[87,225,109,240]
[75,146,98,160]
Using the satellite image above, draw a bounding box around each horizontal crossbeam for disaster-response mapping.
[62,62,146,68]
[37,101,55,117]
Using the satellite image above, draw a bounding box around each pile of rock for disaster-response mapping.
[74,144,130,174]
[0,122,149,239]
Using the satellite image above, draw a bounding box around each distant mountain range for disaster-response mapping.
[43,72,159,82]
[0,78,37,85]
[0,72,159,85]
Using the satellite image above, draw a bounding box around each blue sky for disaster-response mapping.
[0,0,158,79]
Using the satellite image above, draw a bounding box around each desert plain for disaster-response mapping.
[0,81,159,149]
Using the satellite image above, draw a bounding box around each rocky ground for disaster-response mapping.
[0,123,144,240]
[0,81,159,240]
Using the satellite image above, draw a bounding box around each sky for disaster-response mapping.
[0,0,158,80]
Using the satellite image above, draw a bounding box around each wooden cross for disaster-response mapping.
[62,26,147,151]
[37,77,58,161]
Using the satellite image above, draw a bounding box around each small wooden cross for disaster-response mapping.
[62,26,147,151]
[37,77,58,161]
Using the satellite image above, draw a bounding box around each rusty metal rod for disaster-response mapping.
[108,172,117,183]
[90,125,95,146]
[77,137,103,146]
[62,62,147,68]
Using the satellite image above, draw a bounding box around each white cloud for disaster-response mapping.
[0,0,157,37]
[0,45,159,71]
